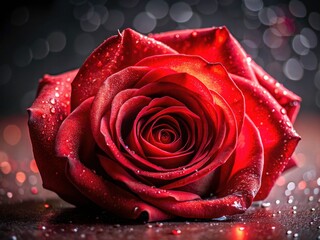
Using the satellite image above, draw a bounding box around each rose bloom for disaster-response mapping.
[28,27,301,221]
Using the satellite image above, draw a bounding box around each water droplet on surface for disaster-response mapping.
[156,222,163,227]
[50,107,56,114]
[171,229,181,235]
[286,230,292,235]
[31,186,38,194]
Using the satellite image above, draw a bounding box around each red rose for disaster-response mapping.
[28,27,301,221]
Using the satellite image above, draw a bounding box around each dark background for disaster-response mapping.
[0,0,320,116]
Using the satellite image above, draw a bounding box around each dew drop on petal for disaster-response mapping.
[50,98,56,104]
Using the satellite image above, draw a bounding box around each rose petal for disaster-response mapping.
[56,98,171,221]
[162,90,238,190]
[217,116,263,199]
[28,70,90,205]
[251,61,301,123]
[151,115,263,218]
[136,54,244,132]
[91,66,150,151]
[231,74,301,200]
[137,116,263,219]
[98,155,201,202]
[150,27,257,82]
[71,29,177,109]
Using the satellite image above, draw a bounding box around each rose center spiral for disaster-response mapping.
[158,129,174,144]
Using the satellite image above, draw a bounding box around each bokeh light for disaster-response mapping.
[47,31,67,53]
[3,124,21,146]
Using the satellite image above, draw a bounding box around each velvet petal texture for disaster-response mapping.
[150,27,257,82]
[251,61,301,123]
[71,28,177,109]
[28,70,90,205]
[231,75,300,200]
[56,98,172,221]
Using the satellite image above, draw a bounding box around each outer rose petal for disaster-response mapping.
[150,27,257,82]
[56,98,172,221]
[251,61,301,123]
[28,70,90,205]
[231,75,301,200]
[71,28,177,109]
[217,116,263,200]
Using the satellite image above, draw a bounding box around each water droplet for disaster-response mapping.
[133,206,139,213]
[55,92,60,98]
[41,114,47,119]
[50,107,56,114]
[156,222,163,227]
[286,230,292,235]
[239,227,245,231]
[97,61,103,67]
[31,186,38,194]
[191,31,198,37]
[50,98,56,104]
[261,202,271,208]
[171,229,181,235]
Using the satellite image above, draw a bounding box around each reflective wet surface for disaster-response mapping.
[0,113,319,239]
